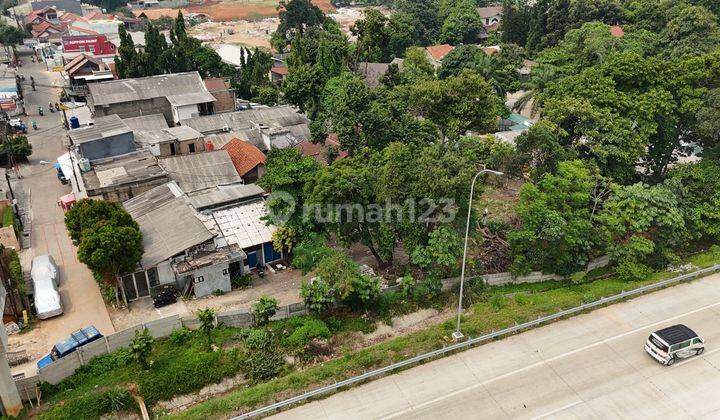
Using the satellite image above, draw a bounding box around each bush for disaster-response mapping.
[615,260,653,281]
[169,327,193,345]
[39,388,135,420]
[130,328,153,369]
[243,351,284,383]
[412,277,442,305]
[231,273,252,289]
[300,278,335,314]
[283,318,331,350]
[489,294,507,310]
[399,274,416,296]
[138,349,242,404]
[292,235,333,274]
[40,350,134,398]
[212,289,225,296]
[252,296,279,326]
[245,329,272,350]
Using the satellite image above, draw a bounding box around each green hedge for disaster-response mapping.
[2,205,14,227]
[39,388,135,420]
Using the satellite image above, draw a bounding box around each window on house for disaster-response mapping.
[169,143,176,155]
[188,143,196,153]
[222,269,228,275]
[195,275,204,283]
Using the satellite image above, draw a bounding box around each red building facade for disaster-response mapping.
[61,35,117,55]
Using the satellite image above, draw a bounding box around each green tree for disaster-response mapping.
[306,155,397,266]
[515,120,574,180]
[142,22,167,75]
[668,161,720,243]
[272,0,327,51]
[598,182,685,277]
[235,47,273,100]
[0,24,27,45]
[77,224,143,277]
[395,0,440,44]
[3,136,32,161]
[130,328,153,369]
[64,199,138,244]
[509,160,596,276]
[314,250,380,309]
[661,5,720,57]
[114,25,143,78]
[395,70,497,140]
[410,225,463,277]
[399,46,435,83]
[439,0,484,45]
[252,296,279,326]
[196,308,216,348]
[300,278,335,314]
[500,0,531,46]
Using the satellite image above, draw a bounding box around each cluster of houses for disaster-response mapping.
[55,70,342,304]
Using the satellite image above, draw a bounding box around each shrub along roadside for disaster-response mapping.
[167,247,720,420]
[39,388,135,420]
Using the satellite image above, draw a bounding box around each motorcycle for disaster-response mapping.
[38,107,43,116]
[32,121,37,130]
[31,81,35,91]
[54,103,60,111]
[48,103,54,113]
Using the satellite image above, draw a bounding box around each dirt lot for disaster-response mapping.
[186,0,334,22]
[188,6,387,49]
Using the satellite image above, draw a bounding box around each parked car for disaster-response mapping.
[8,118,27,134]
[37,326,103,369]
[31,255,62,319]
[645,324,705,366]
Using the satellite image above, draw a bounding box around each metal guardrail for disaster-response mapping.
[233,263,720,419]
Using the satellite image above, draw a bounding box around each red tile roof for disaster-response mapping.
[425,44,454,61]
[294,135,348,165]
[610,25,624,38]
[271,66,289,75]
[203,77,228,91]
[222,138,266,177]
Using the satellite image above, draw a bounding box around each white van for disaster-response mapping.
[31,255,63,319]
[645,324,704,366]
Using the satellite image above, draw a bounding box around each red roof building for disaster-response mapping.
[425,44,454,67]
[610,25,625,38]
[294,135,348,166]
[222,138,267,183]
[62,34,116,55]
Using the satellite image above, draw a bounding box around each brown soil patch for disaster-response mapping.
[187,0,334,22]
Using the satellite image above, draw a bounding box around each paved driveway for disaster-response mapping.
[8,52,114,375]
[273,272,720,419]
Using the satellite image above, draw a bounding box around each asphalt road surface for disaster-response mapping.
[273,272,720,419]
[10,51,114,375]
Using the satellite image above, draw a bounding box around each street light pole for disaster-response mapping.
[453,167,504,342]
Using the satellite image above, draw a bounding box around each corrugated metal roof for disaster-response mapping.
[158,150,242,193]
[82,149,167,190]
[68,114,131,144]
[122,114,169,132]
[166,91,216,107]
[180,105,309,134]
[89,71,208,106]
[123,182,214,268]
[187,184,265,210]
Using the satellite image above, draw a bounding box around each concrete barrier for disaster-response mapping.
[39,352,81,385]
[145,315,181,338]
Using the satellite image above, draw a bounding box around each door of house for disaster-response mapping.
[135,272,150,298]
[247,251,257,269]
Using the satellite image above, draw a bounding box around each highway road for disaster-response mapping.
[273,272,720,419]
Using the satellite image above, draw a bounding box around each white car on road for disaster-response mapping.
[31,254,63,319]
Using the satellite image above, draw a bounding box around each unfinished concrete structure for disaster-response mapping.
[88,72,216,125]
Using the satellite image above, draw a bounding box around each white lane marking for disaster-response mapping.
[675,348,720,367]
[381,299,720,419]
[530,400,584,420]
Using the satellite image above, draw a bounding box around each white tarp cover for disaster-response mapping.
[31,255,62,318]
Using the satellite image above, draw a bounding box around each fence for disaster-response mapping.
[13,300,310,401]
[232,263,720,419]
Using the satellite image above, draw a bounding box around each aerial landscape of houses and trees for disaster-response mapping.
[0,0,720,418]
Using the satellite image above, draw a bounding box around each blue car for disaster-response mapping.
[37,326,103,370]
